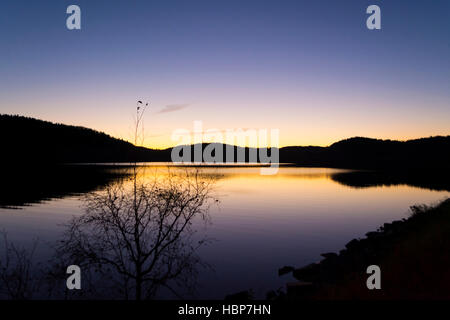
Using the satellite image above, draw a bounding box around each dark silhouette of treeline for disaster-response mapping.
[0,114,170,164]
[1,114,449,170]
[282,136,450,170]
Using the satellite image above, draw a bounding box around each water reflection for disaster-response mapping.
[0,165,129,209]
[331,170,450,192]
[2,165,449,210]
[0,165,449,299]
[0,167,218,299]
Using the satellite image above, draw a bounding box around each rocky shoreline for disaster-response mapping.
[278,198,450,300]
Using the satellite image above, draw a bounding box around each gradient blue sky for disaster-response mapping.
[1,0,449,148]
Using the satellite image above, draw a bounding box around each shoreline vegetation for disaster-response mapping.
[276,198,450,300]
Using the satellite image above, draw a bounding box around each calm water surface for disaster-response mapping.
[0,166,448,299]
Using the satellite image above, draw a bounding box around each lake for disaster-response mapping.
[0,165,449,299]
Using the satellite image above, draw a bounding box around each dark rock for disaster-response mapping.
[278,265,295,276]
[321,252,338,259]
[345,239,360,250]
[286,281,314,298]
[292,263,320,281]
[365,231,380,238]
[391,220,403,230]
[224,290,253,301]
[266,288,286,300]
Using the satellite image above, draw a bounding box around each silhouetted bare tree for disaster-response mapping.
[0,232,42,299]
[55,169,217,299]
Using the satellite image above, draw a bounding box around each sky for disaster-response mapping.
[0,0,449,148]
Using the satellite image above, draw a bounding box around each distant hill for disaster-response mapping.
[1,114,449,170]
[280,136,450,170]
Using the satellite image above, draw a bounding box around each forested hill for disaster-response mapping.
[1,114,449,170]
[0,114,170,163]
[281,136,450,169]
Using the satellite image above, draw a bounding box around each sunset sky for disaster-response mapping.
[1,0,449,149]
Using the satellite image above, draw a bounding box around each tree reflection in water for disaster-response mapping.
[54,168,219,300]
[0,168,218,300]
